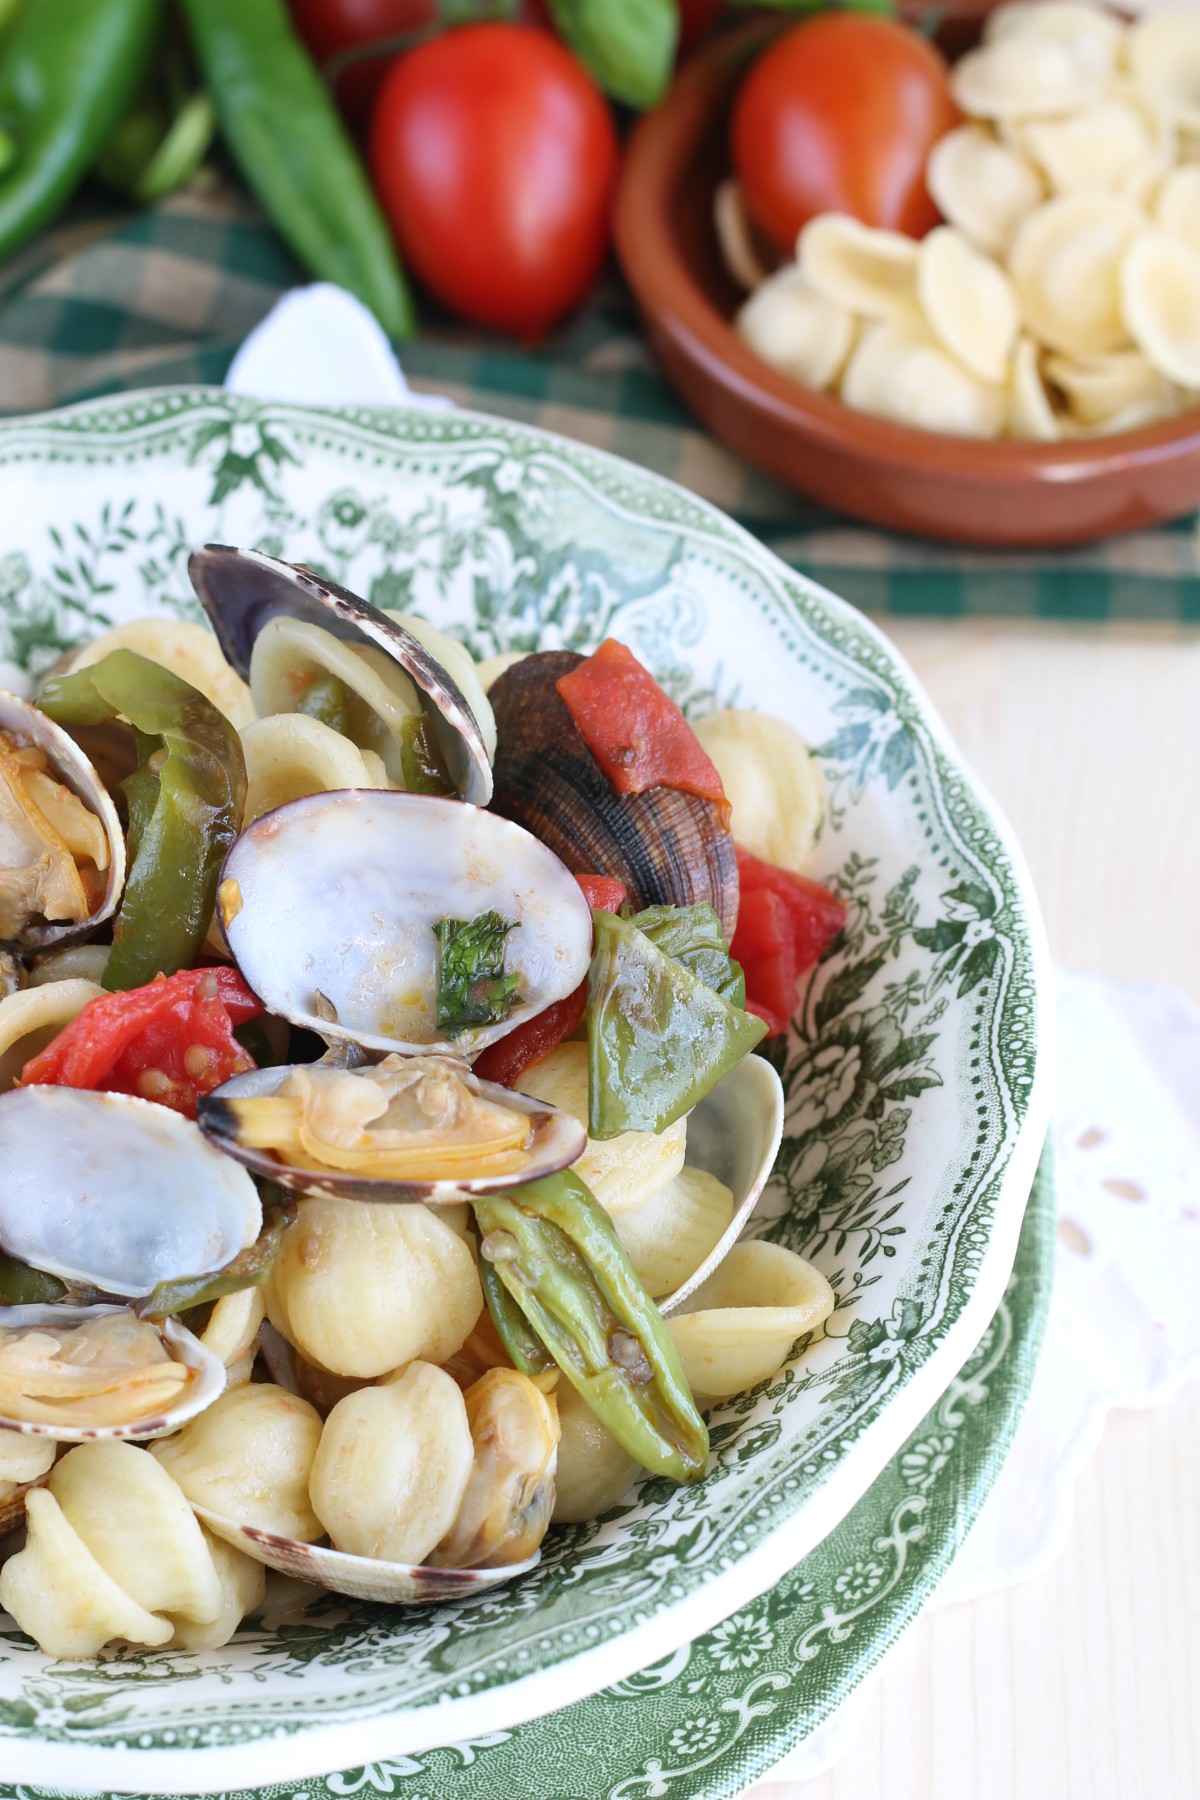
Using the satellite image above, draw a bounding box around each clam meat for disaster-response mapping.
[0,1087,262,1298]
[0,692,125,951]
[200,1053,586,1203]
[216,788,593,1057]
[188,545,493,805]
[0,1305,225,1441]
[488,652,739,941]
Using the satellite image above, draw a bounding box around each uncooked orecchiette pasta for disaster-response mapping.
[0,543,853,1656]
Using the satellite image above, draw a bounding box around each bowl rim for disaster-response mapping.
[613,16,1200,488]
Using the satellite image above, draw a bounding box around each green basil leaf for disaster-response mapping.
[546,0,678,110]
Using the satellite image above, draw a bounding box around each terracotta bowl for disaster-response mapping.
[613,18,1200,548]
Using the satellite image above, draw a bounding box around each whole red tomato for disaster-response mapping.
[730,15,960,250]
[369,23,618,337]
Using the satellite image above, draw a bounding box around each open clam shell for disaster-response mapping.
[0,690,125,951]
[0,1087,262,1297]
[188,545,493,806]
[0,1305,226,1442]
[199,1055,587,1204]
[217,789,594,1058]
[657,1054,785,1317]
[191,1502,538,1604]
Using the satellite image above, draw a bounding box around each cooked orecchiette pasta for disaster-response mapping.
[25,944,111,988]
[198,1288,267,1389]
[666,1241,835,1400]
[474,650,526,693]
[63,617,254,730]
[249,615,423,785]
[0,1430,56,1502]
[515,1041,686,1215]
[0,1485,174,1657]
[48,1440,222,1625]
[309,1361,474,1564]
[692,709,822,877]
[265,1198,482,1378]
[168,1525,266,1652]
[240,713,390,825]
[0,978,104,1091]
[551,1381,641,1525]
[151,1383,323,1542]
[613,1166,734,1300]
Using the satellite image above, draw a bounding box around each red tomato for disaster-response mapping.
[731,849,846,1036]
[730,15,960,250]
[289,0,435,118]
[556,639,727,809]
[369,23,618,337]
[20,967,263,1118]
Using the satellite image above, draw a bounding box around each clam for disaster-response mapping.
[0,1087,262,1298]
[188,545,493,805]
[0,691,125,951]
[216,788,594,1058]
[657,1053,784,1317]
[488,651,739,941]
[199,1052,586,1204]
[0,1305,225,1441]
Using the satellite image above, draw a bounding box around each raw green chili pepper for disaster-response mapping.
[587,909,766,1140]
[0,1251,66,1307]
[475,1170,708,1484]
[544,0,678,110]
[39,650,247,993]
[0,0,158,261]
[627,903,746,1009]
[136,1197,292,1322]
[179,0,415,338]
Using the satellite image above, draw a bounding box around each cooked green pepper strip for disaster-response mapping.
[135,1198,292,1322]
[39,650,247,993]
[400,714,453,796]
[479,1257,555,1378]
[587,910,766,1140]
[179,0,415,338]
[0,1253,66,1307]
[626,902,747,1009]
[0,0,158,261]
[475,1171,709,1485]
[295,674,351,737]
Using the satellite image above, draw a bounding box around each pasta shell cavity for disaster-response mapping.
[665,1241,836,1401]
[1120,229,1200,386]
[1127,13,1200,136]
[240,713,390,826]
[736,267,855,391]
[1009,194,1145,356]
[918,227,1020,383]
[150,1382,324,1542]
[613,1166,735,1301]
[953,4,1121,119]
[691,709,822,877]
[926,125,1044,257]
[841,321,1007,439]
[1043,348,1180,428]
[798,216,921,322]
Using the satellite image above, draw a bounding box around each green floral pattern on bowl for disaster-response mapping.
[0,392,1054,1793]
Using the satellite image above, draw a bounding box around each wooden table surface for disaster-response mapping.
[746,621,1200,1800]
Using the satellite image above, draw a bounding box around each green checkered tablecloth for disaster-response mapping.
[3,186,1200,622]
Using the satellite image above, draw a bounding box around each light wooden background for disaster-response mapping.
[746,621,1200,1800]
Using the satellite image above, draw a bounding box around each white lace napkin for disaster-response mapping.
[225,290,1200,1790]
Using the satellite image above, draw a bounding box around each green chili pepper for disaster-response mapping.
[136,1198,292,1322]
[475,1170,708,1485]
[39,650,247,993]
[0,0,158,261]
[97,90,217,205]
[0,1252,66,1307]
[400,714,453,796]
[587,909,766,1140]
[626,903,746,1009]
[295,674,351,737]
[479,1257,555,1378]
[179,0,415,339]
[544,0,678,110]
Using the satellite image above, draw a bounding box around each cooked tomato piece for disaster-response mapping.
[20,966,263,1118]
[556,640,727,809]
[731,847,846,1036]
[574,873,627,913]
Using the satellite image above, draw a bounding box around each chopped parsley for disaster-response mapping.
[434,911,522,1037]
